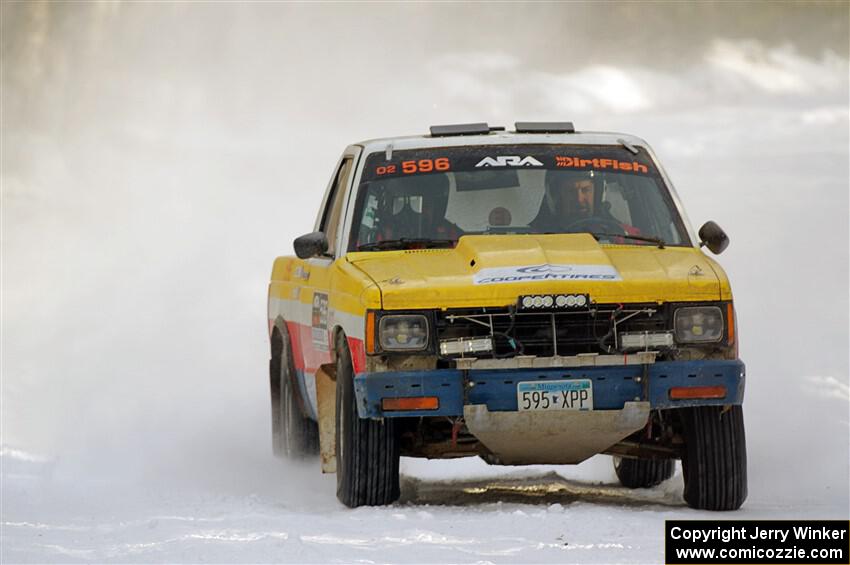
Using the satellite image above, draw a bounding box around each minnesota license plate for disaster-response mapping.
[517,379,593,411]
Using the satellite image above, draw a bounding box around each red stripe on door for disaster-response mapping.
[286,320,308,371]
[283,320,366,375]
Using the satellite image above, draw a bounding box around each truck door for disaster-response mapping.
[298,151,358,416]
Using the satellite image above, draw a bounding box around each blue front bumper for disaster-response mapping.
[354,359,745,418]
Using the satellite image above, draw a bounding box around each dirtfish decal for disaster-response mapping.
[555,155,649,174]
[474,263,622,285]
[475,156,544,168]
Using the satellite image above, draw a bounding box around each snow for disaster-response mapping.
[2,3,848,563]
[3,451,847,564]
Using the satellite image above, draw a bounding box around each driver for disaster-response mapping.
[531,170,639,235]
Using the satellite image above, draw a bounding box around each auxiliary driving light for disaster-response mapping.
[439,337,493,356]
[620,331,675,350]
[518,293,590,311]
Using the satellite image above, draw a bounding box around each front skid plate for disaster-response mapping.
[463,401,650,465]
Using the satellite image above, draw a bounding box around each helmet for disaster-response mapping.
[543,169,599,216]
[544,168,597,192]
[377,173,450,239]
[417,173,450,220]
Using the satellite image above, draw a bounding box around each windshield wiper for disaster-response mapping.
[357,238,456,251]
[589,232,666,249]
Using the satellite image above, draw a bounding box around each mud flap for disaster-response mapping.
[464,401,650,465]
[316,363,337,473]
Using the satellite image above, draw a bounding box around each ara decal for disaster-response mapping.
[475,156,544,168]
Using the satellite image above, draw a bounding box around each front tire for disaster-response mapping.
[613,456,675,489]
[680,405,747,510]
[335,333,400,508]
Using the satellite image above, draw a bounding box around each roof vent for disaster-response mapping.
[430,123,503,137]
[515,121,575,134]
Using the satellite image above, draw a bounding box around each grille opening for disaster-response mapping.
[437,305,667,359]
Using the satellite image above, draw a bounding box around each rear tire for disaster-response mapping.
[335,333,400,507]
[680,405,747,510]
[270,355,283,458]
[272,326,319,458]
[613,456,675,488]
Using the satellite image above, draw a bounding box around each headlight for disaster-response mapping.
[674,306,724,343]
[378,315,429,351]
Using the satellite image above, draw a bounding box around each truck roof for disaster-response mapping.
[354,128,650,155]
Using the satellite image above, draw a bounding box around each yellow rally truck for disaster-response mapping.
[267,122,746,510]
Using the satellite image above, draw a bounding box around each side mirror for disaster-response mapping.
[293,232,329,259]
[698,221,729,255]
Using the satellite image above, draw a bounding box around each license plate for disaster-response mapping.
[517,379,593,411]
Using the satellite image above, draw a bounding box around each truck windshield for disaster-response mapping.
[349,144,690,251]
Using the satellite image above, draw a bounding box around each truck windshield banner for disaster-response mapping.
[362,144,659,183]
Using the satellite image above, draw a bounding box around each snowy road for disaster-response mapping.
[3,3,848,564]
[4,452,846,564]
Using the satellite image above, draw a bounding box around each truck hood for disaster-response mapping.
[347,234,722,309]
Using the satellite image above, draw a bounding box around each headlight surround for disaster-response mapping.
[378,314,430,351]
[674,306,724,343]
